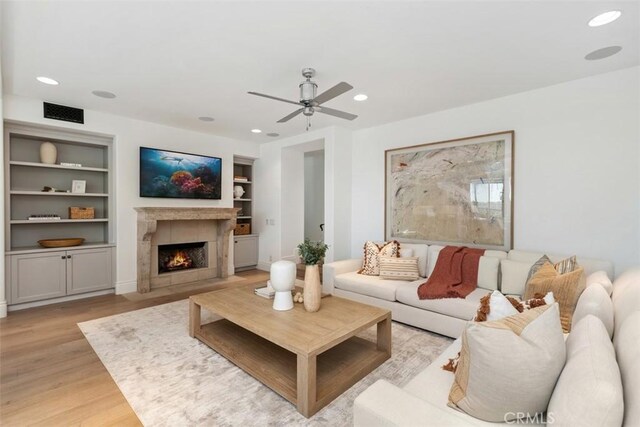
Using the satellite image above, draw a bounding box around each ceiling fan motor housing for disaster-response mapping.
[299,80,317,104]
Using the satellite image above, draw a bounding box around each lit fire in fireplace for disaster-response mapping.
[164,250,194,271]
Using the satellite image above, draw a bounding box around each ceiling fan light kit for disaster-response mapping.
[248,67,358,131]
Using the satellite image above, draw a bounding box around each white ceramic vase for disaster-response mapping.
[233,185,245,199]
[39,142,57,164]
[270,260,295,311]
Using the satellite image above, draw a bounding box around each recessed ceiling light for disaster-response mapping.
[585,46,622,60]
[198,116,214,122]
[353,94,368,101]
[36,76,59,85]
[92,90,116,99]
[588,10,621,27]
[266,132,280,137]
[251,129,262,134]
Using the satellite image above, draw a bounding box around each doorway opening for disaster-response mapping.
[304,150,325,243]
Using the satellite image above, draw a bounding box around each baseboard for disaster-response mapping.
[8,289,115,312]
[256,261,271,272]
[0,300,7,318]
[115,280,137,294]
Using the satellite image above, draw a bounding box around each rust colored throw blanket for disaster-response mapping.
[418,246,485,300]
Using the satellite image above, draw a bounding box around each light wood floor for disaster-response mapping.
[0,269,270,426]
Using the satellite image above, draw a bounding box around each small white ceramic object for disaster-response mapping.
[40,142,57,164]
[233,185,245,199]
[269,260,296,311]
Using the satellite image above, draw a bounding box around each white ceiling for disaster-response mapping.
[2,1,638,142]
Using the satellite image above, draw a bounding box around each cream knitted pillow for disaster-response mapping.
[448,304,566,422]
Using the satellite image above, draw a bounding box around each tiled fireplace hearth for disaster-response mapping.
[135,207,238,293]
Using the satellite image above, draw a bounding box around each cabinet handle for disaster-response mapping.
[67,255,72,259]
[61,256,66,259]
[235,241,238,244]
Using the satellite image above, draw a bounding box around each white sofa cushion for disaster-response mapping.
[586,270,613,296]
[572,283,614,338]
[449,304,566,422]
[500,259,534,296]
[427,245,446,277]
[398,243,429,277]
[547,315,623,427]
[614,311,640,427]
[334,271,420,302]
[396,283,489,320]
[612,269,640,340]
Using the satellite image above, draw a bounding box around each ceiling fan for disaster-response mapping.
[248,68,358,130]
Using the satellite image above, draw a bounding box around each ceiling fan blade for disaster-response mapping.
[313,82,353,105]
[316,106,358,121]
[247,91,301,106]
[277,108,304,123]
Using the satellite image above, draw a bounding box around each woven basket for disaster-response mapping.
[69,207,95,219]
[235,223,251,235]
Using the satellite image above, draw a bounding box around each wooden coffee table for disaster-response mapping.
[189,284,392,417]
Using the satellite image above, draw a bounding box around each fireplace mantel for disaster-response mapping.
[135,207,239,293]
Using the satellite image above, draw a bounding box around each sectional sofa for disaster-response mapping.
[322,243,613,338]
[352,267,640,426]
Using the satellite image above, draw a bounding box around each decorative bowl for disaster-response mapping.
[37,238,85,248]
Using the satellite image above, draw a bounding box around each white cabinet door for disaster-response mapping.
[234,235,258,268]
[66,247,113,295]
[10,251,67,304]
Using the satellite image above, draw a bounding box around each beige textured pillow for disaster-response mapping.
[525,262,585,332]
[448,304,566,422]
[358,241,400,276]
[379,256,419,281]
[547,315,623,427]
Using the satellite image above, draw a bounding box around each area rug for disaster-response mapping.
[79,300,452,426]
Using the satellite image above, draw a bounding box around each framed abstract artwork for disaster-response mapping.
[385,131,514,251]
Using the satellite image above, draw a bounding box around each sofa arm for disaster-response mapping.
[354,380,473,427]
[322,258,362,294]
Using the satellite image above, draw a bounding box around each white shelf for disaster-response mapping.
[11,219,109,224]
[233,180,252,184]
[233,198,252,202]
[10,191,109,197]
[237,216,252,219]
[6,242,116,255]
[9,160,108,172]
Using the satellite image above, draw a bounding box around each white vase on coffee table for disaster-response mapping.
[270,260,295,311]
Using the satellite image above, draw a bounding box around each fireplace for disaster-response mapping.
[158,242,207,274]
[135,207,239,293]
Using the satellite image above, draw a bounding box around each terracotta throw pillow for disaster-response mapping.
[524,262,585,332]
[448,304,566,422]
[358,241,400,276]
[379,256,419,281]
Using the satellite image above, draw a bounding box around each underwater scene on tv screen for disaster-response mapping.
[140,147,222,199]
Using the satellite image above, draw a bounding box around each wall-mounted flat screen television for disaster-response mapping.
[139,147,222,199]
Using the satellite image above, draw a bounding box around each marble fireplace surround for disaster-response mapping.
[135,207,238,293]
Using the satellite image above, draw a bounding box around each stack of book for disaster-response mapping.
[254,286,276,299]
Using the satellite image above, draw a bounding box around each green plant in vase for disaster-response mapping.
[297,239,329,312]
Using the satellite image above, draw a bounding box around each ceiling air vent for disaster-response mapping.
[43,102,84,124]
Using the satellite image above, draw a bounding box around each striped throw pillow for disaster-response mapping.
[379,256,419,281]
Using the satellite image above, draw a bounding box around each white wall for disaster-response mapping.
[351,66,640,275]
[2,94,259,293]
[255,127,351,269]
[304,150,325,242]
[0,38,6,317]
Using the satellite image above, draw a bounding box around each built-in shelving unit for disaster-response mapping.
[233,157,258,270]
[4,122,116,308]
